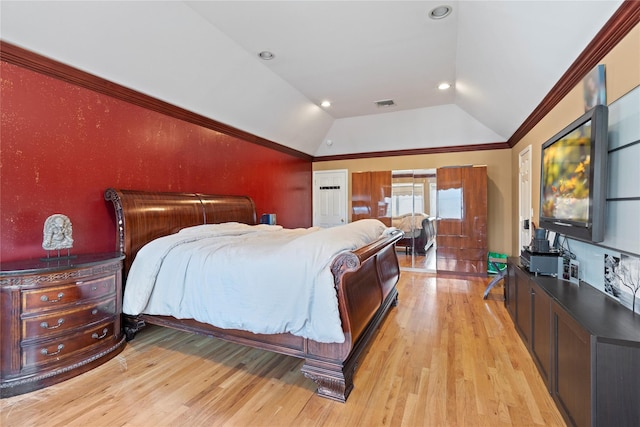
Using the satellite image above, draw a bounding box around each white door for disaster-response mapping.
[313,169,348,228]
[519,145,532,250]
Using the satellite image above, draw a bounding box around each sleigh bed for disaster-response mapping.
[104,188,402,402]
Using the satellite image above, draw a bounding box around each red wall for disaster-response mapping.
[0,61,312,262]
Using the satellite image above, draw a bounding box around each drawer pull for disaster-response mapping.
[41,344,64,356]
[91,308,99,315]
[40,318,65,329]
[92,328,108,340]
[40,292,64,303]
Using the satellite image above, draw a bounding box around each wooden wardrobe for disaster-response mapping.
[436,165,487,275]
[351,171,392,226]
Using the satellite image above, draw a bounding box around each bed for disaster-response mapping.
[104,188,403,402]
[393,213,436,255]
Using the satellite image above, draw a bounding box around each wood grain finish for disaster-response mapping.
[104,188,403,402]
[351,171,392,226]
[104,189,256,277]
[0,273,567,426]
[22,299,115,340]
[0,254,125,398]
[436,166,488,275]
[351,171,373,221]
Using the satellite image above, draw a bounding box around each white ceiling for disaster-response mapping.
[0,1,624,156]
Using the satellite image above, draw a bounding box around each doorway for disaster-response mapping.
[519,146,532,251]
[391,169,437,272]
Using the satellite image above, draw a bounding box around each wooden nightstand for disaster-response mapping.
[1,253,126,398]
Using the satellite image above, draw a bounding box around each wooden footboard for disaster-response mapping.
[303,239,400,400]
[105,188,402,402]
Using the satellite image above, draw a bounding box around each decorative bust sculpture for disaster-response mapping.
[42,214,74,251]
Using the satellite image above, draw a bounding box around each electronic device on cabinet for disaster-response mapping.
[520,228,560,276]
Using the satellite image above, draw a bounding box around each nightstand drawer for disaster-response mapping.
[2,253,125,397]
[22,298,117,341]
[21,320,116,369]
[22,275,116,312]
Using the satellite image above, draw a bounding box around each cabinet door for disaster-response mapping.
[595,340,640,426]
[553,303,591,427]
[436,166,487,274]
[462,166,487,246]
[505,262,517,321]
[514,267,531,346]
[370,171,391,226]
[531,281,552,391]
[352,172,373,221]
[351,171,391,226]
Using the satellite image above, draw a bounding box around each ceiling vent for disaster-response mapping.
[375,99,396,108]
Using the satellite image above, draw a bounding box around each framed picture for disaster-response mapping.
[604,254,621,299]
[569,260,580,285]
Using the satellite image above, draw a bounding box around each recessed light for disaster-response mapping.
[258,51,275,60]
[438,82,451,90]
[429,5,452,20]
[321,100,331,108]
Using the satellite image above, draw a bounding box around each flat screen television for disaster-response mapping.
[539,104,608,242]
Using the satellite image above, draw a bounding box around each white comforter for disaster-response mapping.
[123,219,389,343]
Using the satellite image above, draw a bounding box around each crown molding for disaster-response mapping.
[0,40,313,162]
[313,142,510,162]
[507,0,640,148]
[1,0,636,161]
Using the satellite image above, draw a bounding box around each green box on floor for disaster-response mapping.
[487,252,507,274]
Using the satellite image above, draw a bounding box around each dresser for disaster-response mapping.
[1,253,126,397]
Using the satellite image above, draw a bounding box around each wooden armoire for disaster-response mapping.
[436,165,487,275]
[351,171,392,226]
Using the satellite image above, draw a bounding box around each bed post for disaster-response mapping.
[301,359,355,402]
[104,188,126,255]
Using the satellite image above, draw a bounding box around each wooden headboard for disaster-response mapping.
[104,188,256,277]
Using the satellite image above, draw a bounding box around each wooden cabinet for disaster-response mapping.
[504,260,517,320]
[436,165,487,275]
[530,280,552,390]
[552,302,592,427]
[1,253,126,398]
[514,265,532,346]
[506,259,640,427]
[511,265,552,389]
[351,171,391,226]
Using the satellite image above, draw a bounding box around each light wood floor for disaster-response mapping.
[397,246,436,271]
[1,273,566,427]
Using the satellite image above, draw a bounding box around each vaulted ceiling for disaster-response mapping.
[0,1,624,156]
